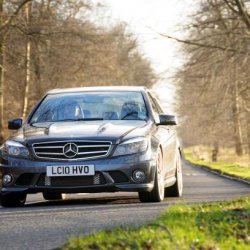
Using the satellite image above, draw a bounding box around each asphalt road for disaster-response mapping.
[0,161,249,250]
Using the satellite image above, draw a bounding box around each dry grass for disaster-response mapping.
[189,145,250,168]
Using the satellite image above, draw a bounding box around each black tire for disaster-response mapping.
[43,192,62,201]
[0,193,27,207]
[139,149,165,202]
[165,152,183,197]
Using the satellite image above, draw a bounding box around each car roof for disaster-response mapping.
[47,86,148,94]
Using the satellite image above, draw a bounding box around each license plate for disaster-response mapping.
[46,165,95,177]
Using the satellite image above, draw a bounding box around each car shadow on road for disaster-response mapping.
[24,196,141,208]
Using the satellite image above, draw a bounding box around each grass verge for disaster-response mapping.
[184,148,250,182]
[61,198,250,250]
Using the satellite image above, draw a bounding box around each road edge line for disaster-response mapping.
[184,159,250,186]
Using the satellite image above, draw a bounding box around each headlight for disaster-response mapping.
[3,140,30,157]
[113,137,148,156]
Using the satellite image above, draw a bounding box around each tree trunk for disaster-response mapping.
[212,142,219,162]
[33,41,42,99]
[232,70,243,156]
[247,112,250,156]
[22,1,31,119]
[0,0,4,143]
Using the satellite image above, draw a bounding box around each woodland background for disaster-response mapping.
[0,0,249,158]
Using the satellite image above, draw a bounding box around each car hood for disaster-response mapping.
[12,120,149,144]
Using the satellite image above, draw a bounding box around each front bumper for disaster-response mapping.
[0,154,156,194]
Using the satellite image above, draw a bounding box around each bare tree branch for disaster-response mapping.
[0,0,33,32]
[223,0,240,14]
[234,0,250,29]
[159,32,247,55]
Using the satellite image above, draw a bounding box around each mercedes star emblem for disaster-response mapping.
[63,143,78,158]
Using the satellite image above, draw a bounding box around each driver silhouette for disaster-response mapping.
[61,102,82,120]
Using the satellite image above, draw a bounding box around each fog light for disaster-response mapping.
[132,170,146,183]
[3,174,13,184]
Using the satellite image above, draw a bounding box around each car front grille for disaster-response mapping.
[36,173,106,187]
[51,173,106,187]
[32,140,112,160]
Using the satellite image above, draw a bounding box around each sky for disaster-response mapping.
[90,0,197,112]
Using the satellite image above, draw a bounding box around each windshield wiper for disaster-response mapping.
[30,118,103,125]
[121,112,138,120]
[56,118,103,122]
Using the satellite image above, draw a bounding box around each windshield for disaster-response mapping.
[29,91,148,123]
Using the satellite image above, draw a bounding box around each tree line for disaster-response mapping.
[173,0,250,156]
[0,0,157,142]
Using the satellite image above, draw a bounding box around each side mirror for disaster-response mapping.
[157,114,177,126]
[8,118,23,130]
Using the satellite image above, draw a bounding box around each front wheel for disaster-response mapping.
[165,152,183,197]
[0,193,27,207]
[139,149,165,202]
